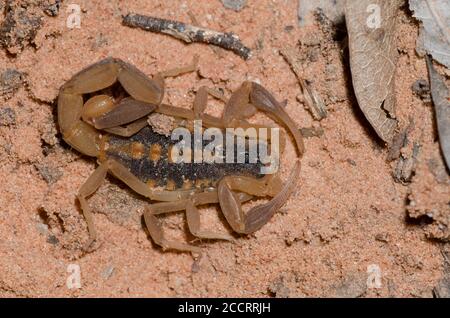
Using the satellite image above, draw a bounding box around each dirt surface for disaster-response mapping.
[0,0,449,297]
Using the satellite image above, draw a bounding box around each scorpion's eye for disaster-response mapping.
[81,95,115,125]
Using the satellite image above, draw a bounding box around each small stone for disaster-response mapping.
[0,3,43,54]
[221,0,247,12]
[0,69,23,98]
[284,25,294,32]
[298,0,345,27]
[268,276,291,298]
[375,233,389,243]
[333,273,367,298]
[433,278,450,298]
[427,157,450,184]
[36,163,63,184]
[36,223,49,235]
[101,265,115,280]
[0,107,16,126]
[43,0,62,17]
[46,235,59,245]
[148,113,176,137]
[411,79,431,102]
[40,118,59,147]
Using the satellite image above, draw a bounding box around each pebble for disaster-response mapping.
[221,0,247,12]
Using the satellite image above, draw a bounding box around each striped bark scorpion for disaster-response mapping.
[58,56,305,257]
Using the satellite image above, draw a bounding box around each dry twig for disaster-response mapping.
[123,13,252,60]
[280,48,327,120]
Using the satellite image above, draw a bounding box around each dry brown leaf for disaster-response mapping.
[345,0,401,143]
[426,56,450,171]
[410,0,450,69]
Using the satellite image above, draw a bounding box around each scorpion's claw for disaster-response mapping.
[218,160,300,234]
[248,82,305,156]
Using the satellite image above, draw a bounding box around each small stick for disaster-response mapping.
[187,10,224,58]
[123,13,252,60]
[280,48,327,120]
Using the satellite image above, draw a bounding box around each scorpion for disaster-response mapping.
[57,56,305,256]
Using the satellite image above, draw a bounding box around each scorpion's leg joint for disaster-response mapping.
[77,162,108,251]
[144,205,202,256]
[218,160,301,234]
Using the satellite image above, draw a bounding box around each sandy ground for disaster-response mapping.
[0,0,449,297]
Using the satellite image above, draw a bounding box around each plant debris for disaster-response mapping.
[410,0,450,69]
[387,119,415,161]
[122,13,252,60]
[411,78,431,102]
[393,142,420,184]
[426,56,450,171]
[280,48,327,120]
[433,249,450,298]
[297,0,344,27]
[300,125,324,138]
[345,0,401,143]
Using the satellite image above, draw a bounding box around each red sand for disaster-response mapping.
[0,0,448,297]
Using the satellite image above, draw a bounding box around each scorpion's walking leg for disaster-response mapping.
[157,55,199,79]
[143,191,239,255]
[193,86,227,119]
[77,158,198,251]
[77,162,108,251]
[143,191,259,253]
[144,195,234,255]
[143,205,202,255]
[185,201,234,241]
[151,55,199,98]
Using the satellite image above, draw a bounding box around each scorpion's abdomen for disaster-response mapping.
[103,126,263,190]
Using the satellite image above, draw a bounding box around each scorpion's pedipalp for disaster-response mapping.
[249,82,305,156]
[217,182,246,233]
[57,92,84,135]
[94,97,157,129]
[116,56,199,106]
[82,95,116,124]
[58,58,128,157]
[243,160,300,234]
[117,61,164,105]
[217,170,290,234]
[103,117,149,137]
[58,89,100,156]
[222,82,257,126]
[62,58,120,94]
